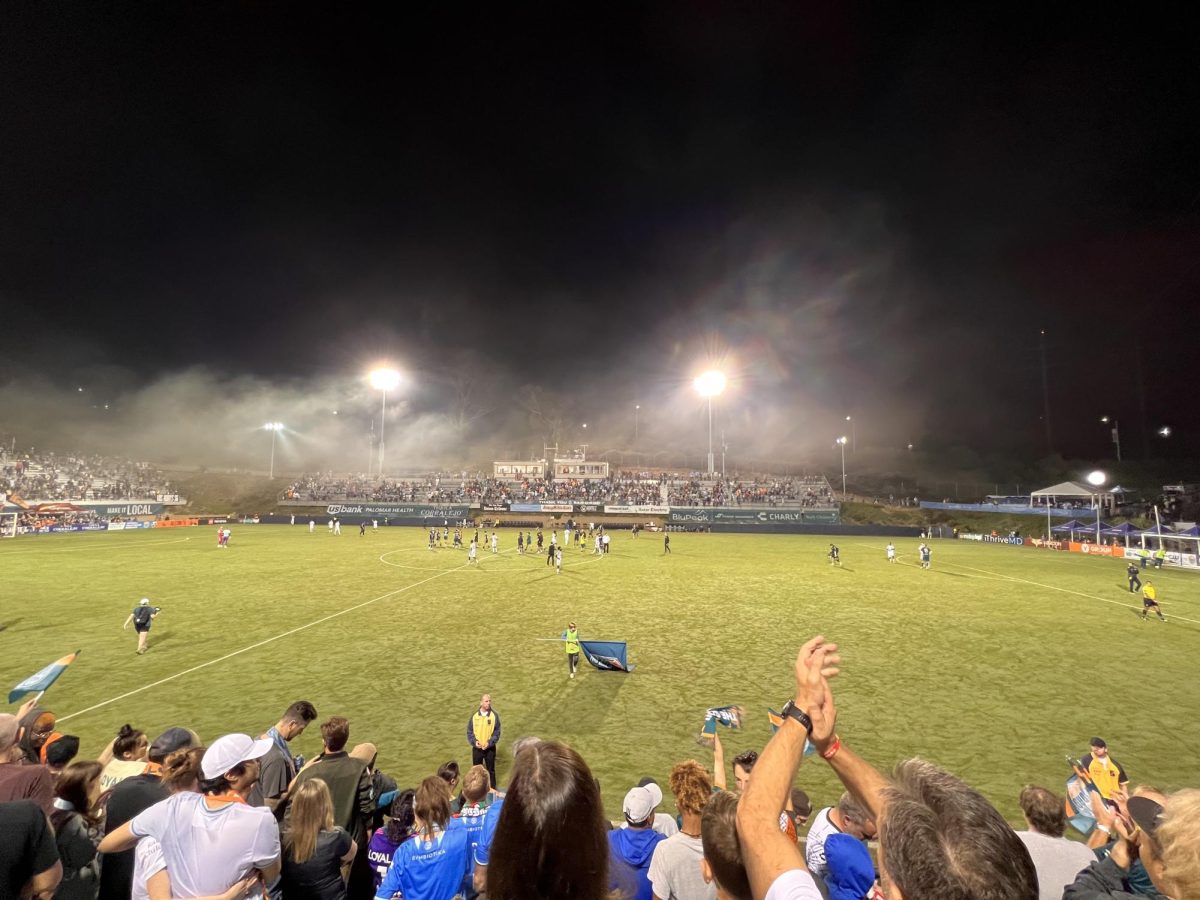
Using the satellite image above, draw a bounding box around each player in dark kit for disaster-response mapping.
[828,544,841,566]
[1127,562,1141,593]
[664,533,671,554]
[546,543,555,566]
[123,598,161,655]
[1141,582,1166,622]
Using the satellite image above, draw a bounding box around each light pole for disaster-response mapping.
[845,415,855,453]
[263,423,284,478]
[369,368,401,477]
[693,370,726,477]
[634,405,640,444]
[1100,416,1121,461]
[837,436,848,499]
[1087,469,1107,542]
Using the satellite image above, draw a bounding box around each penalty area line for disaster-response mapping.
[58,558,471,724]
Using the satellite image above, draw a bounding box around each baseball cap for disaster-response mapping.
[140,598,151,606]
[43,734,80,768]
[1128,795,1165,839]
[201,733,274,779]
[624,782,663,822]
[149,727,199,762]
[1090,737,1107,749]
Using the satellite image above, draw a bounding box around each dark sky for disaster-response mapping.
[2,4,1198,468]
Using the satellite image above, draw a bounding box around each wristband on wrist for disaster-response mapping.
[821,735,842,760]
[1095,823,1111,835]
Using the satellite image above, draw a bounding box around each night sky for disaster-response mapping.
[3,5,1198,468]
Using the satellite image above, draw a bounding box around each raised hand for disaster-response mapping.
[794,636,840,749]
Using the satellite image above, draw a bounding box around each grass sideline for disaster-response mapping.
[2,526,1196,825]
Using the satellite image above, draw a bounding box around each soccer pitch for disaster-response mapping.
[2,526,1196,824]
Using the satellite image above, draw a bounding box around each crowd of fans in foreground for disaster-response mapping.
[282,473,836,508]
[0,451,177,503]
[4,635,1196,900]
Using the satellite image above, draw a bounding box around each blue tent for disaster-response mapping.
[1139,524,1175,537]
[1101,522,1141,536]
[1173,525,1200,538]
[1051,519,1091,533]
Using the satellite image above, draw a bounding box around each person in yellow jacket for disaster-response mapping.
[1141,581,1166,622]
[467,694,501,789]
[563,623,581,679]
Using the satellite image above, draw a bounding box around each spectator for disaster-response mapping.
[804,791,876,879]
[1064,787,1196,899]
[99,724,149,791]
[351,743,398,832]
[699,791,751,900]
[470,735,541,895]
[368,790,416,897]
[786,788,812,838]
[287,717,374,900]
[98,726,198,900]
[712,734,756,794]
[18,703,57,765]
[467,695,501,791]
[452,764,493,897]
[249,700,318,815]
[281,778,358,900]
[374,776,471,900]
[50,760,105,900]
[648,759,715,900]
[621,776,679,838]
[0,706,55,816]
[98,733,281,898]
[0,799,62,900]
[823,833,882,900]
[43,734,81,777]
[611,780,668,899]
[484,739,616,900]
[438,761,461,799]
[1015,785,1096,899]
[741,635,1038,900]
[132,746,208,900]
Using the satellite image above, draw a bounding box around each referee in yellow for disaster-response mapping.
[1141,581,1166,622]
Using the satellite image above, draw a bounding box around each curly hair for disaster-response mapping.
[1157,789,1200,899]
[669,760,713,816]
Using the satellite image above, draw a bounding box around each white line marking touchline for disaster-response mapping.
[941,561,1200,626]
[58,558,471,723]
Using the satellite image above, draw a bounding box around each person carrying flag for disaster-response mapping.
[563,623,581,679]
[123,599,161,655]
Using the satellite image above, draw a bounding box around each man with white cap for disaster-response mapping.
[98,734,281,897]
[609,780,668,900]
[123,599,161,655]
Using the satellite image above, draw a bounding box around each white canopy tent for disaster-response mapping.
[1030,481,1113,540]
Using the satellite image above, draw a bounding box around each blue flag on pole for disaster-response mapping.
[579,640,634,672]
[9,650,81,703]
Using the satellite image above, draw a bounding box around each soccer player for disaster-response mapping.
[1141,581,1166,622]
[546,543,555,567]
[332,518,341,536]
[216,526,224,549]
[1127,562,1142,593]
[373,520,378,532]
[468,539,478,565]
[536,528,544,550]
[428,528,436,551]
[664,533,671,554]
[555,546,563,575]
[490,532,498,554]
[828,544,840,566]
[563,622,580,678]
[919,543,932,569]
[886,542,896,562]
[517,532,524,555]
[123,599,161,655]
[222,527,231,547]
[309,519,315,534]
[359,522,367,537]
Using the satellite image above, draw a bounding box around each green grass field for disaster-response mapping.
[2,526,1196,825]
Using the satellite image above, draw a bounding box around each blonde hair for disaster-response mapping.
[287,778,334,864]
[462,764,490,803]
[1158,789,1200,899]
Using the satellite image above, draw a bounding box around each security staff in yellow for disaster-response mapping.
[1080,737,1128,802]
[563,622,581,679]
[467,693,501,789]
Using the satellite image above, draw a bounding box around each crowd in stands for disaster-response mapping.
[0,451,176,503]
[5,634,1195,900]
[282,472,837,509]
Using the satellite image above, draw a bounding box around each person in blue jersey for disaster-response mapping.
[374,776,470,900]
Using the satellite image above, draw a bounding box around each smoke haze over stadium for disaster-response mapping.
[3,5,1198,469]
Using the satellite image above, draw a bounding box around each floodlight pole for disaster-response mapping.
[706,397,714,476]
[378,390,388,477]
[269,427,278,479]
[838,438,847,500]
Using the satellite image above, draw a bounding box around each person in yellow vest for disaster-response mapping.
[1141,581,1166,622]
[563,623,581,679]
[1154,547,1167,569]
[1079,738,1128,802]
[467,695,501,790]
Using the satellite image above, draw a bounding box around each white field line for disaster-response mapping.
[0,537,193,554]
[58,551,482,723]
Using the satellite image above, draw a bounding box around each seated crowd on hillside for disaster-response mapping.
[282,472,837,509]
[5,635,1195,900]
[0,451,176,502]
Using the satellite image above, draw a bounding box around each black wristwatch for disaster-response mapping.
[779,699,813,734]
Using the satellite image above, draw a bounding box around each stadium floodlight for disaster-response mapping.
[1158,426,1172,438]
[1086,470,1107,541]
[368,367,402,477]
[693,370,727,476]
[837,436,849,500]
[1099,416,1121,461]
[263,422,285,478]
[845,415,856,453]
